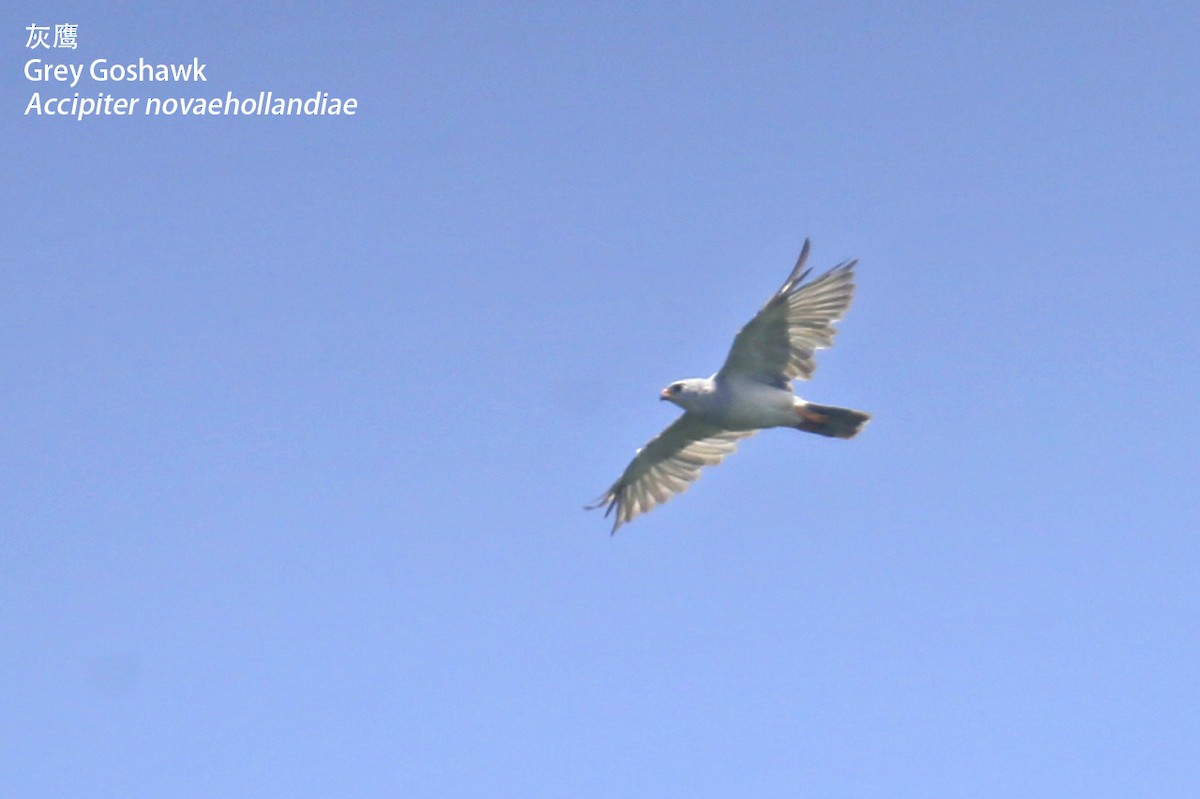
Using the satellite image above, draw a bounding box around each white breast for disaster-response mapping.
[711,376,798,430]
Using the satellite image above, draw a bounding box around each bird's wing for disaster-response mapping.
[717,239,858,388]
[586,413,755,533]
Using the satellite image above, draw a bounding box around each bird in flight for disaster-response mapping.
[587,239,870,533]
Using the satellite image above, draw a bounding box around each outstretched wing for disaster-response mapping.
[586,413,755,533]
[717,240,858,388]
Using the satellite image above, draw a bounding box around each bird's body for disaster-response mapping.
[715,374,801,429]
[587,239,870,532]
[670,375,797,430]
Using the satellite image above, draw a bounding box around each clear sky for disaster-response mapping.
[4,3,1199,797]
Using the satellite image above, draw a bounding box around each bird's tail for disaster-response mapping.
[795,403,871,439]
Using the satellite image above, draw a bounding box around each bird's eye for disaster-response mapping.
[670,384,682,394]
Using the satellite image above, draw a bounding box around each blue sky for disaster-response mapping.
[4,3,1199,797]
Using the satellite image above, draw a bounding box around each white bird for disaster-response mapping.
[587,239,870,533]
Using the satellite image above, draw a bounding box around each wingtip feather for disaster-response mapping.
[778,239,813,295]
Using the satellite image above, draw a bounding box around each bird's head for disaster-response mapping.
[659,378,711,409]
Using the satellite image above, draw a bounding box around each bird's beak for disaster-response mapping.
[659,389,670,401]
